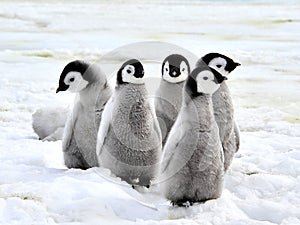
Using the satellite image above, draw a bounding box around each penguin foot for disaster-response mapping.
[132,184,150,189]
[171,200,193,207]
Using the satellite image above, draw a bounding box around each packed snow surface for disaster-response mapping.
[0,0,299,224]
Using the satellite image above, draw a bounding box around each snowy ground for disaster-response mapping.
[0,0,300,224]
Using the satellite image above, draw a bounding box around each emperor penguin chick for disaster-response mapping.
[198,53,241,171]
[155,54,190,147]
[56,60,112,169]
[97,59,162,187]
[32,106,69,141]
[160,63,227,206]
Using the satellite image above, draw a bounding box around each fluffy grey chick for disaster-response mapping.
[155,54,190,147]
[56,60,112,169]
[97,59,162,187]
[198,53,241,171]
[32,106,69,141]
[160,62,227,206]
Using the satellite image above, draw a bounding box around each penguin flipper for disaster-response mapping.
[96,123,111,157]
[234,121,240,152]
[150,107,163,146]
[160,117,188,174]
[96,96,114,156]
[62,106,78,151]
[161,131,188,175]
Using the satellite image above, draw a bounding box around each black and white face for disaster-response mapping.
[208,57,229,76]
[196,70,222,95]
[201,53,241,77]
[117,59,145,85]
[56,60,89,93]
[186,66,227,96]
[162,54,190,83]
[62,71,89,92]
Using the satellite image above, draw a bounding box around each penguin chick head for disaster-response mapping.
[162,54,190,83]
[201,53,241,76]
[185,64,227,97]
[117,59,145,85]
[56,60,90,93]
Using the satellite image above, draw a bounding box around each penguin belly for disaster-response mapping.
[99,86,161,186]
[73,111,99,167]
[160,95,224,205]
[162,124,224,204]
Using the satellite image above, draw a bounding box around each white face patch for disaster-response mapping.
[196,71,220,95]
[208,57,229,77]
[122,65,144,84]
[64,71,89,93]
[162,61,188,83]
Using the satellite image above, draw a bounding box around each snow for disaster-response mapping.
[0,0,300,224]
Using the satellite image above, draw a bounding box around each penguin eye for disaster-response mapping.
[124,65,135,75]
[182,68,185,72]
[165,67,168,72]
[69,77,75,82]
[203,76,208,80]
[216,65,222,68]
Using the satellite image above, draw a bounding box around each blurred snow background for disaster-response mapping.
[0,0,299,224]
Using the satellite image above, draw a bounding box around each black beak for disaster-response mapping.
[235,62,241,66]
[170,68,180,77]
[223,76,228,80]
[134,73,144,78]
[55,83,69,93]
